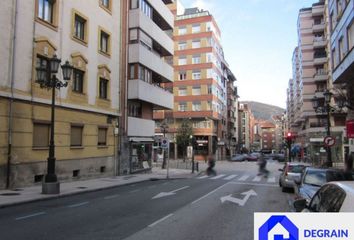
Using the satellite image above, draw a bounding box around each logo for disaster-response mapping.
[259,215,298,240]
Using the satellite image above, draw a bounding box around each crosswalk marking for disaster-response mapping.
[238,175,249,181]
[267,177,276,183]
[210,174,226,180]
[197,175,209,179]
[224,174,238,180]
[252,176,262,182]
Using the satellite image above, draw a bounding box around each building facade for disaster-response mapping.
[120,0,174,173]
[0,0,122,189]
[155,4,236,161]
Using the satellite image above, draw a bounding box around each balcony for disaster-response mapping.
[313,37,327,48]
[129,43,173,82]
[312,22,325,32]
[129,9,173,56]
[128,79,173,110]
[127,117,155,137]
[313,70,328,81]
[333,48,354,83]
[312,7,324,17]
[313,52,327,65]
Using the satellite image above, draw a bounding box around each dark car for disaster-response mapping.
[294,167,354,203]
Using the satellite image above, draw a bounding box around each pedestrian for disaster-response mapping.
[206,154,216,176]
[257,153,268,177]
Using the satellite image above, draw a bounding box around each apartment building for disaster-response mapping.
[259,122,276,152]
[121,0,174,173]
[0,0,122,189]
[155,4,235,160]
[288,0,346,163]
[328,0,354,154]
[238,103,251,151]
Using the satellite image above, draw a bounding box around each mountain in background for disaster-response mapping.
[241,101,285,121]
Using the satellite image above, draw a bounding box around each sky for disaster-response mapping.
[179,0,319,109]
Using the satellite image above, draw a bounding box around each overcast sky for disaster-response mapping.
[178,0,319,109]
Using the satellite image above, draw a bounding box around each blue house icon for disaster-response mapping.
[259,215,298,240]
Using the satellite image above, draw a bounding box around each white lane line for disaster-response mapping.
[129,189,141,193]
[252,176,262,182]
[229,181,278,188]
[104,194,119,200]
[197,175,208,179]
[224,174,238,180]
[15,212,46,221]
[210,174,226,180]
[267,177,276,183]
[148,214,173,227]
[238,175,249,181]
[67,201,89,208]
[192,182,230,205]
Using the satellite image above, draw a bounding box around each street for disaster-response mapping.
[0,161,293,240]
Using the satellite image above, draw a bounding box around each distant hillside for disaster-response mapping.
[241,101,285,121]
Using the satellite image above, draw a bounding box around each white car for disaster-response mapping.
[294,181,354,212]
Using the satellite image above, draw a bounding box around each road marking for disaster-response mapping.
[229,181,278,188]
[152,186,190,199]
[191,182,230,205]
[129,189,141,193]
[267,177,276,183]
[210,174,226,180]
[252,176,262,182]
[221,189,257,206]
[104,194,119,200]
[224,174,238,180]
[15,212,46,220]
[238,175,249,181]
[197,175,208,179]
[67,201,89,208]
[148,214,173,227]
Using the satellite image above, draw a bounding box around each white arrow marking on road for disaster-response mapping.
[152,186,189,199]
[220,189,257,206]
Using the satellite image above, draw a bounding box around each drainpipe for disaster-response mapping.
[6,0,18,189]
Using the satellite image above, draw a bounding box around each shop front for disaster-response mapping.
[129,138,154,173]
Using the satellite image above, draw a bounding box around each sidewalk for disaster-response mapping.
[0,167,201,208]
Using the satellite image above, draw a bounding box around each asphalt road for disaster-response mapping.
[0,161,293,240]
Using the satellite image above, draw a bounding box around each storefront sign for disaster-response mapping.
[346,120,354,138]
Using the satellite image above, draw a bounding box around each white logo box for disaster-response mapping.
[254,212,354,240]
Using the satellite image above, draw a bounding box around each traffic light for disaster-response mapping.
[285,132,293,146]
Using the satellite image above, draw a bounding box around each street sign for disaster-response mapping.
[161,138,169,149]
[324,136,336,147]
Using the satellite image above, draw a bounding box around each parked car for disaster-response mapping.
[278,162,309,192]
[294,181,354,212]
[230,154,247,162]
[294,167,354,203]
[273,153,285,162]
[245,153,259,161]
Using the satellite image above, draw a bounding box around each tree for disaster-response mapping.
[175,119,193,162]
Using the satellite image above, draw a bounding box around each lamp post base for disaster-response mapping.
[42,181,60,194]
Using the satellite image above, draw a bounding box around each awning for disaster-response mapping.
[129,137,155,142]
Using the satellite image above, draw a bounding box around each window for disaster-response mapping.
[192,55,201,64]
[179,26,187,35]
[37,0,55,24]
[192,70,201,80]
[178,71,187,80]
[178,102,187,111]
[138,65,152,83]
[73,12,87,43]
[71,125,83,147]
[192,40,201,49]
[139,0,152,19]
[72,69,84,93]
[192,102,201,111]
[332,48,337,68]
[208,85,212,94]
[33,123,50,147]
[129,29,138,43]
[100,0,111,11]
[99,29,111,55]
[348,21,354,50]
[178,42,187,50]
[330,11,336,32]
[178,88,187,96]
[339,37,344,60]
[178,56,187,65]
[192,86,201,95]
[98,128,107,146]
[36,55,48,71]
[128,101,142,117]
[99,78,109,99]
[192,24,201,33]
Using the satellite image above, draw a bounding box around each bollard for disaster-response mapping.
[196,162,199,172]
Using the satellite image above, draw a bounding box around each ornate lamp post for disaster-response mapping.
[311,90,334,167]
[36,54,73,194]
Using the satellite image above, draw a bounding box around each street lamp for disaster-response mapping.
[311,90,334,167]
[160,120,169,169]
[36,54,73,194]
